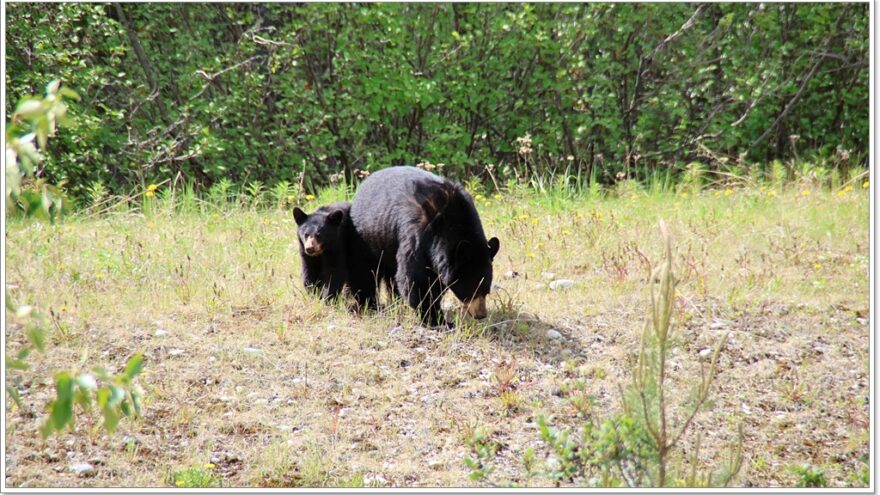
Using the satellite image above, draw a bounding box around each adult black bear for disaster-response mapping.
[293,202,352,300]
[348,166,500,326]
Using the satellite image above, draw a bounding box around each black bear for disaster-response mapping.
[348,166,500,326]
[293,202,352,300]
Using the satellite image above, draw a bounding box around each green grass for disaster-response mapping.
[4,182,870,487]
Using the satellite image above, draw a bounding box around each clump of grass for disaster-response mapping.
[170,464,222,488]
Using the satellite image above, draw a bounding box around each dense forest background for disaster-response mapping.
[5,3,870,198]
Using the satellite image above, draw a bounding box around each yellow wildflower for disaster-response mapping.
[801,190,810,196]
[145,191,155,198]
[176,480,185,487]
[813,263,821,270]
[724,188,733,197]
[863,181,870,189]
[759,186,767,192]
[530,217,539,225]
[493,193,503,200]
[305,194,315,201]
[767,190,777,197]
[714,191,721,197]
[474,194,484,201]
[562,229,571,236]
[483,201,491,207]
[527,252,536,259]
[147,183,158,192]
[516,214,529,221]
[204,463,216,469]
[681,192,689,198]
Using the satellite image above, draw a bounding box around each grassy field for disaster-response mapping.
[4,181,870,487]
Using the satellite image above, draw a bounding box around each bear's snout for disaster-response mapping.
[464,296,488,319]
[303,237,323,256]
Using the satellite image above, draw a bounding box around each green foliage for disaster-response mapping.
[39,354,145,438]
[463,426,500,482]
[5,3,868,200]
[6,294,146,439]
[788,464,828,488]
[170,465,223,488]
[5,79,79,221]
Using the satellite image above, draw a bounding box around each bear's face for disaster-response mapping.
[450,237,500,319]
[294,207,345,257]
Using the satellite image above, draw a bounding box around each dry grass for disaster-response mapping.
[4,184,869,487]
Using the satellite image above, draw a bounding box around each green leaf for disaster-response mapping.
[26,325,46,352]
[58,87,81,101]
[120,400,131,417]
[124,354,144,380]
[75,373,97,391]
[102,403,120,434]
[97,387,110,408]
[108,385,125,406]
[6,385,23,409]
[17,347,30,360]
[5,357,29,371]
[13,99,43,120]
[46,80,61,95]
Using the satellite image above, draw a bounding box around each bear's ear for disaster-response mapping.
[487,237,500,259]
[327,209,344,226]
[293,207,308,226]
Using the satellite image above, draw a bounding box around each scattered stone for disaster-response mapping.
[242,347,263,355]
[154,329,168,337]
[364,474,387,486]
[504,270,519,279]
[698,348,712,358]
[388,326,403,337]
[69,463,95,477]
[327,324,337,331]
[168,349,185,357]
[428,459,444,470]
[541,271,556,280]
[709,319,729,330]
[546,329,563,340]
[338,407,351,419]
[549,279,575,290]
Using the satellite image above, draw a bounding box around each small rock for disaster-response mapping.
[69,463,95,477]
[549,279,575,290]
[242,347,263,355]
[338,408,351,419]
[541,271,556,280]
[546,329,563,340]
[551,387,564,397]
[168,349,185,357]
[709,319,729,330]
[388,326,403,337]
[428,459,444,470]
[504,270,519,279]
[698,348,712,358]
[327,324,337,331]
[154,329,168,337]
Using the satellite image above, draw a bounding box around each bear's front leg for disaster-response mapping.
[396,249,447,327]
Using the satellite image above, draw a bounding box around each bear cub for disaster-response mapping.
[293,202,352,300]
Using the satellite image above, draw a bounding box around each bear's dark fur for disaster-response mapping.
[348,166,500,326]
[293,202,352,300]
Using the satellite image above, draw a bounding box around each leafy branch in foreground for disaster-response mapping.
[5,294,146,439]
[5,79,79,221]
[5,81,148,439]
